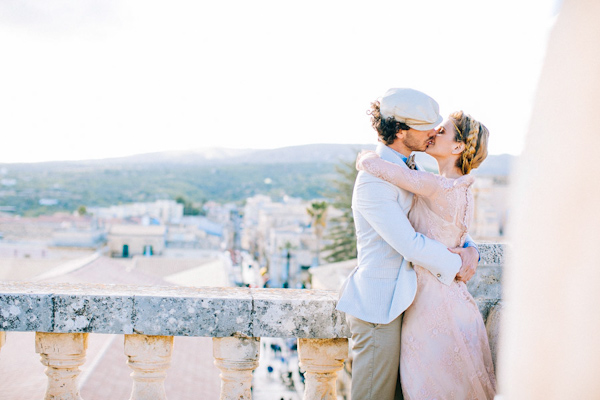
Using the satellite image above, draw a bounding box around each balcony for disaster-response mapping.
[0,244,503,399]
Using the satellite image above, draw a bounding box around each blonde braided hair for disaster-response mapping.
[450,111,489,175]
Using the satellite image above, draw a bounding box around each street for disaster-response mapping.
[252,337,304,400]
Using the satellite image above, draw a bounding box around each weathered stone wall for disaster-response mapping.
[311,243,505,322]
[466,243,504,320]
[0,244,503,340]
[0,283,350,338]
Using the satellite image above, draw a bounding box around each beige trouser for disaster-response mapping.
[347,314,403,400]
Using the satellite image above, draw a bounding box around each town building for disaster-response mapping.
[107,224,166,257]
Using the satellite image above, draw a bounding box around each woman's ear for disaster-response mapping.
[452,142,466,155]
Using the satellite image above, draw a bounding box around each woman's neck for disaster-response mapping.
[435,156,464,179]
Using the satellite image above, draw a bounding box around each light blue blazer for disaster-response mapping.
[336,143,463,324]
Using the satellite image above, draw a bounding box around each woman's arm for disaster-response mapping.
[356,151,439,197]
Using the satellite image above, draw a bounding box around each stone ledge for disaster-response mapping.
[478,243,505,266]
[0,244,504,338]
[0,282,350,338]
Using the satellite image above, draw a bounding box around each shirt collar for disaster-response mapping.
[389,147,410,163]
[376,143,411,163]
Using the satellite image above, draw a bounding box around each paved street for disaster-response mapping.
[253,337,304,400]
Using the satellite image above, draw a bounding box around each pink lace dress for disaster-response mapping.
[359,153,497,400]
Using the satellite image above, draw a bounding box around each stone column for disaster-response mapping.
[35,332,89,400]
[485,301,503,371]
[124,334,174,400]
[298,338,348,400]
[499,1,600,398]
[212,336,260,400]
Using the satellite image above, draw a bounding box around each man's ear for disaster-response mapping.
[452,142,466,155]
[397,130,407,140]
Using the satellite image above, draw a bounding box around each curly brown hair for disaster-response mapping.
[368,101,411,145]
[450,111,489,174]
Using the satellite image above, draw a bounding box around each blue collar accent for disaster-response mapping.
[389,147,409,163]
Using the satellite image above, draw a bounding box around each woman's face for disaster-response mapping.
[425,119,464,158]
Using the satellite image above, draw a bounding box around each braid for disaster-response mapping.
[450,110,488,175]
[460,119,480,174]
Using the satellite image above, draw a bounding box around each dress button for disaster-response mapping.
[437,274,441,277]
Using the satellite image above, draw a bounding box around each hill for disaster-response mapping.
[0,144,515,216]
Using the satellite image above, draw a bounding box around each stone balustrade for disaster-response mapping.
[0,283,349,399]
[0,244,504,399]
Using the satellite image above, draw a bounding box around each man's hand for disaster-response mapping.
[449,246,479,282]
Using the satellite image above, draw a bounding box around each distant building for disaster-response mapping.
[167,216,224,250]
[107,224,166,257]
[89,200,183,225]
[1,178,17,186]
[39,199,59,206]
[471,176,510,241]
[52,229,105,248]
[0,214,97,242]
[241,194,339,288]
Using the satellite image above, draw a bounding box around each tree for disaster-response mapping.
[175,195,202,216]
[306,200,329,265]
[322,158,358,263]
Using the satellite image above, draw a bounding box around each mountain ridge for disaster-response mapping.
[2,144,515,176]
[0,144,515,216]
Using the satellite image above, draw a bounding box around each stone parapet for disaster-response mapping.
[1,245,504,338]
[477,243,505,266]
[0,283,350,338]
[467,243,505,319]
[0,244,505,399]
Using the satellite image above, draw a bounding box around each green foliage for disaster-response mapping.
[0,162,337,216]
[322,158,358,263]
[175,195,203,216]
[307,200,329,265]
[306,201,328,228]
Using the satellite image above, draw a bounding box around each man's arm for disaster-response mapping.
[354,177,461,285]
[464,234,478,252]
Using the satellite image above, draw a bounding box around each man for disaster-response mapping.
[336,88,479,400]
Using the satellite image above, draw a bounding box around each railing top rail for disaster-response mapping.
[476,243,505,266]
[0,282,349,338]
[0,244,505,338]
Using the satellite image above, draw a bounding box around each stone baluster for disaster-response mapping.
[35,332,89,400]
[212,336,260,400]
[124,334,174,400]
[485,301,504,371]
[0,331,6,354]
[298,338,348,400]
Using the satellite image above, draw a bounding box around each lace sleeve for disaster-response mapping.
[356,151,439,198]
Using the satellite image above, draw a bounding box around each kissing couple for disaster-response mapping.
[337,88,497,399]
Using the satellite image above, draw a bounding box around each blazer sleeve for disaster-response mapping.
[354,176,461,285]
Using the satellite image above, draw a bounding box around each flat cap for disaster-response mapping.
[380,88,442,131]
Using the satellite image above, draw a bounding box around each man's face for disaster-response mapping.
[400,128,437,152]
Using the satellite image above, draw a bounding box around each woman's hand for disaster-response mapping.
[355,150,380,171]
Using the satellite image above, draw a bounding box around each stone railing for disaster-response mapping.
[0,283,349,400]
[309,243,505,366]
[0,244,504,400]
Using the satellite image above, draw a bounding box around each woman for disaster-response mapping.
[356,110,496,399]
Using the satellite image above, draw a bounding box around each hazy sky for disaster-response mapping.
[0,0,560,163]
